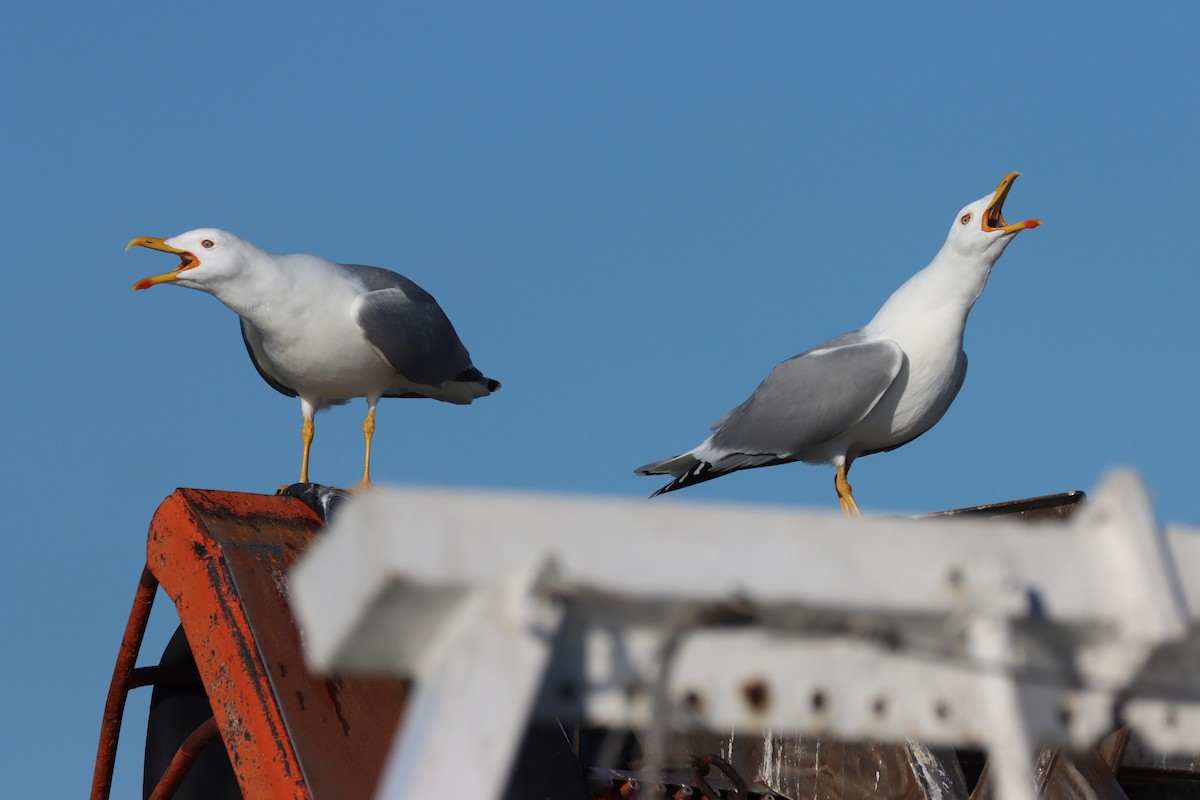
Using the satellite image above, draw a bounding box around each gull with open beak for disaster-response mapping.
[127,229,500,488]
[637,172,1040,515]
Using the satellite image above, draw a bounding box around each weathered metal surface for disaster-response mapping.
[92,566,160,800]
[1098,728,1132,773]
[1119,730,1200,775]
[970,747,1129,800]
[575,741,965,799]
[751,738,960,800]
[914,491,1086,522]
[1111,726,1200,795]
[670,733,966,800]
[670,491,1086,800]
[146,488,407,800]
[582,765,782,799]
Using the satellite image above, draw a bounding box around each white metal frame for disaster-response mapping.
[290,472,1200,800]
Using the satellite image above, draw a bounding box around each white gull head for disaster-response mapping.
[127,228,270,293]
[942,172,1042,262]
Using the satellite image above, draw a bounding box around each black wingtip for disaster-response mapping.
[641,453,788,499]
[644,465,717,498]
[452,367,501,393]
[634,462,684,498]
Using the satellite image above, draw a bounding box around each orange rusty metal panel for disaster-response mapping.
[146,489,407,800]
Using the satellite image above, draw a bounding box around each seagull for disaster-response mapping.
[127,229,500,488]
[636,172,1040,516]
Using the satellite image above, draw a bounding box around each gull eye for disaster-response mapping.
[201,239,215,249]
[960,213,971,226]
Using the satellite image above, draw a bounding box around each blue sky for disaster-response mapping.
[3,3,1198,796]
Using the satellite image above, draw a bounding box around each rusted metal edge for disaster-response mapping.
[91,566,159,800]
[913,490,1087,521]
[1098,727,1132,773]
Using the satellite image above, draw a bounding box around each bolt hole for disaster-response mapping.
[811,690,827,713]
[742,679,770,713]
[935,700,951,720]
[872,697,888,718]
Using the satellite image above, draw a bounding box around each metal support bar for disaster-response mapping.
[126,662,203,691]
[91,566,159,800]
[373,561,564,799]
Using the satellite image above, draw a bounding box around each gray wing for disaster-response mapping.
[240,318,297,398]
[710,334,904,455]
[343,264,475,388]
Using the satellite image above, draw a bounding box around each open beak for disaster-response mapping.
[126,237,199,290]
[982,172,1041,234]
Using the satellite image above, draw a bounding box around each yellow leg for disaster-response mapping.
[351,405,377,491]
[299,416,315,484]
[835,464,862,519]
